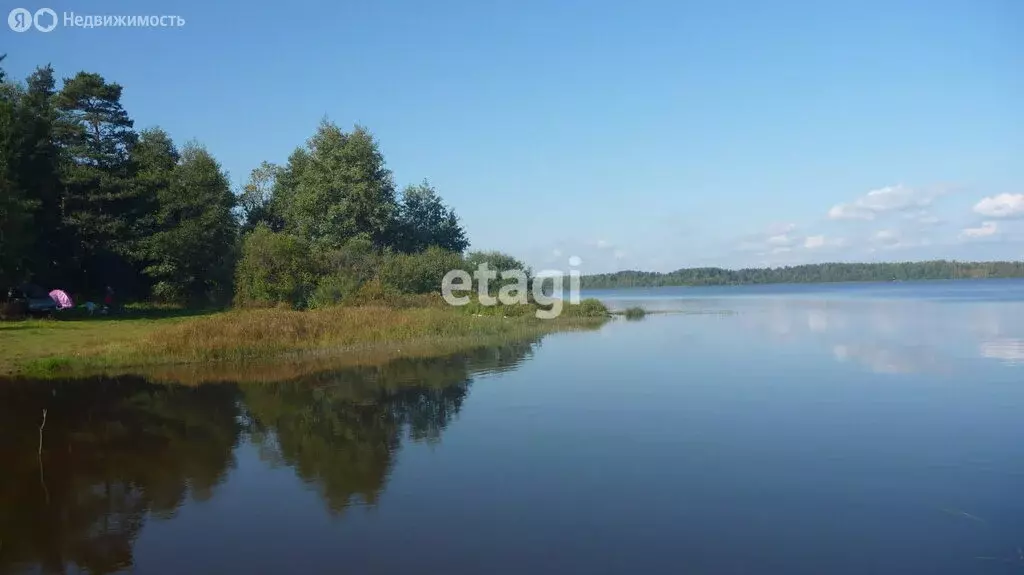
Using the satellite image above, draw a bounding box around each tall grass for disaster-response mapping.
[145,300,610,360]
[11,300,610,376]
[142,306,515,361]
[88,330,592,385]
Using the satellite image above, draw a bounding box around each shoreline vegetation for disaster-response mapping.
[581,260,1024,289]
[1,58,615,380]
[1,299,611,379]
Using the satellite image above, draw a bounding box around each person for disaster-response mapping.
[104,286,114,310]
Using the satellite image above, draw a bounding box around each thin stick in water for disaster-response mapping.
[37,409,50,505]
[38,408,47,455]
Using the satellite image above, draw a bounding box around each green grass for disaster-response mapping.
[0,313,198,376]
[1,299,611,378]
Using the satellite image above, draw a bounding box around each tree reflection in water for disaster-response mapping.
[241,338,538,514]
[0,337,540,574]
[0,378,241,575]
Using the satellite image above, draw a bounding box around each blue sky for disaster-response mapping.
[4,0,1022,273]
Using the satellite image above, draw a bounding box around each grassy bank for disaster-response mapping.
[1,299,610,378]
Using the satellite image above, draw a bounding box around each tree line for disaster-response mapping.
[1,56,520,308]
[582,260,1024,289]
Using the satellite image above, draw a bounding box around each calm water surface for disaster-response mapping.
[2,280,1024,574]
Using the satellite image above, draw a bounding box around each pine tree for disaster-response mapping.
[14,65,64,285]
[393,180,469,253]
[55,72,146,295]
[0,64,37,286]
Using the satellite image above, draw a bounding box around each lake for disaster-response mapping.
[2,279,1023,574]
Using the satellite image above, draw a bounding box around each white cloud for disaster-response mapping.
[613,249,627,259]
[803,235,847,250]
[828,204,875,220]
[960,221,999,238]
[551,248,563,258]
[866,229,931,251]
[902,210,943,226]
[737,223,848,257]
[860,186,929,210]
[804,235,826,249]
[594,239,611,249]
[766,222,797,235]
[973,194,1024,219]
[766,234,797,247]
[828,185,935,221]
[736,223,802,253]
[872,230,901,245]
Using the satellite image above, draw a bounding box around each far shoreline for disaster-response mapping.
[583,275,1024,292]
[580,260,1024,290]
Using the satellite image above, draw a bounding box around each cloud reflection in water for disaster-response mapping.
[737,298,1024,374]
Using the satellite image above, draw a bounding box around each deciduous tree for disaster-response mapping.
[144,142,237,305]
[286,121,398,249]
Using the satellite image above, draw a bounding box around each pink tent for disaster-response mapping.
[49,289,73,310]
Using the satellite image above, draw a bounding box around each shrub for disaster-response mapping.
[562,297,610,318]
[460,250,533,297]
[321,235,379,285]
[308,272,362,309]
[345,282,442,308]
[338,277,403,306]
[234,225,321,309]
[623,306,647,320]
[463,250,530,276]
[150,279,184,304]
[377,246,465,294]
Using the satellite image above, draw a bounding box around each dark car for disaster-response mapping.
[6,284,58,316]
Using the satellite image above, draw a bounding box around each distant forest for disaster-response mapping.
[581,260,1024,289]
